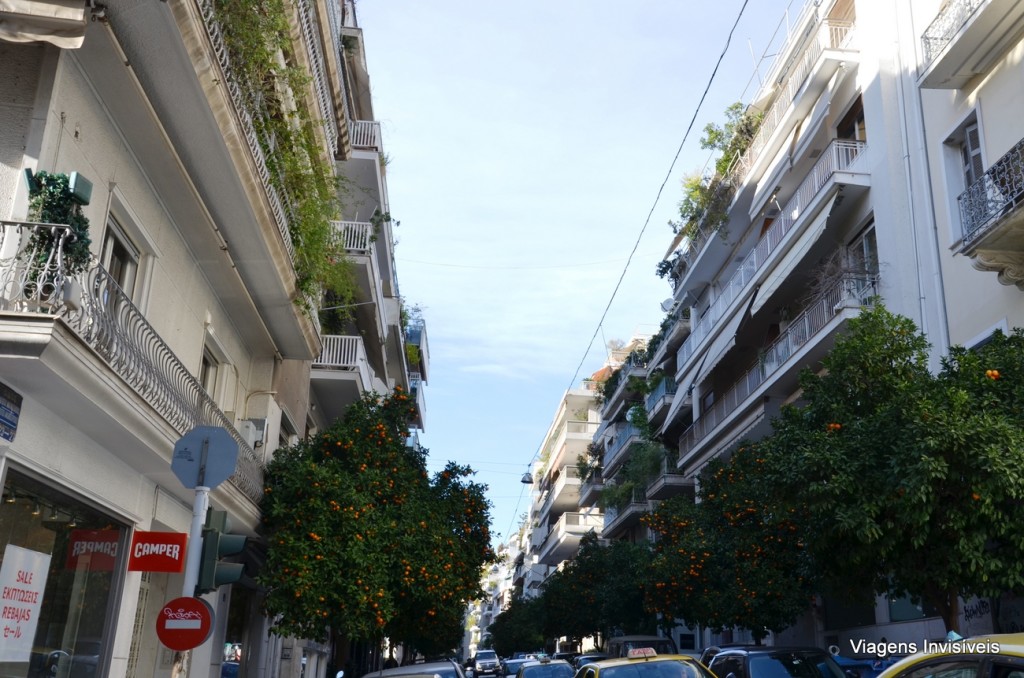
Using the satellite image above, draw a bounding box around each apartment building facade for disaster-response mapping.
[0,1,420,676]
[633,0,1024,651]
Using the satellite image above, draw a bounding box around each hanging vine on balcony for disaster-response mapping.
[24,170,92,277]
[211,0,356,311]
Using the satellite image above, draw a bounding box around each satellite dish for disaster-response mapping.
[660,298,674,312]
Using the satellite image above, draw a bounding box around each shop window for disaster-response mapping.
[0,469,126,678]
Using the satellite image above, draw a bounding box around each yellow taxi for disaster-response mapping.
[574,648,717,678]
[874,633,1024,678]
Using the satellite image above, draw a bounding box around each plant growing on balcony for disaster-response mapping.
[211,0,356,313]
[24,170,92,278]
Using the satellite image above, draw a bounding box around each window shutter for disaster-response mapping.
[962,123,984,187]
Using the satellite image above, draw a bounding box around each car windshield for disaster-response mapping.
[478,653,497,660]
[520,664,574,678]
[602,660,713,678]
[505,661,530,675]
[749,653,846,678]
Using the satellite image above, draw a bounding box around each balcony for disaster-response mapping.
[537,511,603,565]
[676,139,868,380]
[536,466,582,523]
[920,0,1024,89]
[602,422,642,477]
[408,372,426,431]
[579,469,604,508]
[0,223,264,508]
[645,375,678,427]
[729,18,857,193]
[543,419,599,473]
[405,320,430,383]
[602,490,650,540]
[646,457,694,501]
[957,136,1024,286]
[677,276,878,474]
[600,354,648,422]
[311,334,374,423]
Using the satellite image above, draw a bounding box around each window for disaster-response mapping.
[837,97,866,142]
[847,223,878,297]
[199,347,218,398]
[100,217,139,297]
[961,123,984,190]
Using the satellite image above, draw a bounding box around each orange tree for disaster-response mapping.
[643,444,813,643]
[758,306,1024,633]
[259,389,494,651]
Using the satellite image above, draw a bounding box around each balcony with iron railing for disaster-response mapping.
[957,136,1024,282]
[579,469,604,508]
[602,489,649,539]
[0,222,264,505]
[677,275,878,472]
[311,335,374,423]
[920,0,1024,88]
[600,353,648,422]
[646,456,694,500]
[602,421,642,477]
[645,375,678,424]
[676,139,867,378]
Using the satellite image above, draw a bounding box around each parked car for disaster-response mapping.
[572,654,609,671]
[516,658,574,678]
[606,636,678,658]
[874,633,1024,678]
[706,646,846,678]
[573,648,715,678]
[362,659,469,678]
[698,645,755,668]
[502,659,533,678]
[474,650,502,677]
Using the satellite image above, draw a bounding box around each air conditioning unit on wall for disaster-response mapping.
[238,418,267,449]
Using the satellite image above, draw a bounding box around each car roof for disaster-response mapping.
[589,654,704,669]
[364,661,463,678]
[875,633,1024,678]
[711,647,830,657]
[522,660,571,667]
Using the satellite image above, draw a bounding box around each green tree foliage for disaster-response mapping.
[644,445,814,643]
[260,390,495,651]
[537,532,656,643]
[25,171,92,276]
[488,595,546,657]
[758,306,1024,632]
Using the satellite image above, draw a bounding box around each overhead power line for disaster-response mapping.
[505,0,754,543]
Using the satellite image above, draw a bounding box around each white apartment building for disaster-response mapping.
[0,1,420,677]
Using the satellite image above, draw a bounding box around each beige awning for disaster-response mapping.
[0,0,88,49]
[751,194,839,315]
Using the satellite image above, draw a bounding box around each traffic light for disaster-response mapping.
[195,508,247,596]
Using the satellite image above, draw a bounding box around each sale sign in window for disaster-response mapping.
[0,544,51,663]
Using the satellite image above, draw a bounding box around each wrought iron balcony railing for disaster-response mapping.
[959,135,1024,244]
[0,222,265,505]
[677,275,878,462]
[678,139,866,368]
[922,0,985,65]
[197,0,296,262]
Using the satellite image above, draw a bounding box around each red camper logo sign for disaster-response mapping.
[128,532,187,573]
[65,530,119,571]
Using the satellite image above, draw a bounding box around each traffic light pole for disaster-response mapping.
[181,435,211,598]
[182,486,210,597]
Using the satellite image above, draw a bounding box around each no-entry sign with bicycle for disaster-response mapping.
[156,596,214,651]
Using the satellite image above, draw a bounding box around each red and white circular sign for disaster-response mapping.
[156,597,214,651]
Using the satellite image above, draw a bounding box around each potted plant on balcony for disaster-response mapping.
[22,170,92,309]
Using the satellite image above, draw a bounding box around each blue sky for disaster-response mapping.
[355,0,803,544]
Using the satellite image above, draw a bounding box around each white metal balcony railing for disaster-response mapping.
[730,19,855,190]
[668,18,856,283]
[295,0,338,156]
[351,120,382,150]
[922,0,984,64]
[315,334,371,380]
[334,220,373,252]
[0,222,265,504]
[678,139,866,369]
[677,275,878,461]
[959,135,1024,244]
[645,375,678,411]
[197,0,296,262]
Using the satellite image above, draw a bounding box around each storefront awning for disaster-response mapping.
[0,0,88,49]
